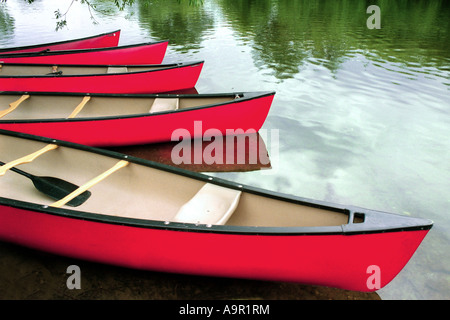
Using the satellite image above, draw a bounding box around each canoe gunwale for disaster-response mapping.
[0,61,204,79]
[0,41,168,58]
[0,30,121,54]
[0,129,433,236]
[0,91,276,123]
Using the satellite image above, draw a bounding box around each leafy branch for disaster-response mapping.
[11,0,136,30]
[3,0,203,30]
[54,0,137,30]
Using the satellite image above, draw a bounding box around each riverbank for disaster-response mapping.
[0,241,379,300]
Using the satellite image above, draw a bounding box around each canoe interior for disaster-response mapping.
[0,64,172,76]
[0,94,234,120]
[0,133,352,228]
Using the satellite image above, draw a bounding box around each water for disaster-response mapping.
[0,0,449,300]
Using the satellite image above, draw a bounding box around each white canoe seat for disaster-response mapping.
[107,66,128,73]
[173,183,242,225]
[149,98,179,113]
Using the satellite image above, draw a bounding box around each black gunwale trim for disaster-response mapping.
[0,41,168,58]
[0,30,121,54]
[0,91,276,123]
[0,129,433,236]
[0,61,204,79]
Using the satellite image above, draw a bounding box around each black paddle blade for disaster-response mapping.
[31,176,91,207]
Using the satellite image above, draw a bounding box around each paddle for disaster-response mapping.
[0,160,91,207]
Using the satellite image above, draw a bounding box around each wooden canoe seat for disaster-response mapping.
[51,160,129,208]
[67,96,91,118]
[0,144,58,176]
[149,98,179,113]
[173,183,242,225]
[0,94,30,119]
[107,67,128,74]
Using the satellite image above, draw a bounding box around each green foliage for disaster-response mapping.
[177,0,204,6]
[113,0,136,11]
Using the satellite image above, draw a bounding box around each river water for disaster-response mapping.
[0,0,449,300]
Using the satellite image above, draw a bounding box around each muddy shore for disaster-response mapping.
[0,241,380,300]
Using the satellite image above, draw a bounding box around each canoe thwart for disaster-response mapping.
[0,94,30,119]
[173,183,242,225]
[107,66,128,74]
[0,144,58,176]
[67,96,91,118]
[50,159,129,208]
[149,98,179,113]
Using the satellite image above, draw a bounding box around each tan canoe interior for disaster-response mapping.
[0,133,352,227]
[0,64,170,76]
[0,94,234,120]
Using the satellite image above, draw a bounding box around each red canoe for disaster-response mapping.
[0,30,121,54]
[0,129,432,292]
[0,91,274,146]
[0,61,204,94]
[0,41,168,65]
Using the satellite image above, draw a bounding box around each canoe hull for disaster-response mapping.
[0,62,203,94]
[0,30,121,54]
[0,42,168,65]
[0,203,429,292]
[0,92,274,146]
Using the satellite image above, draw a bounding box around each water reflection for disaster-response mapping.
[130,0,450,80]
[0,4,15,42]
[136,0,214,52]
